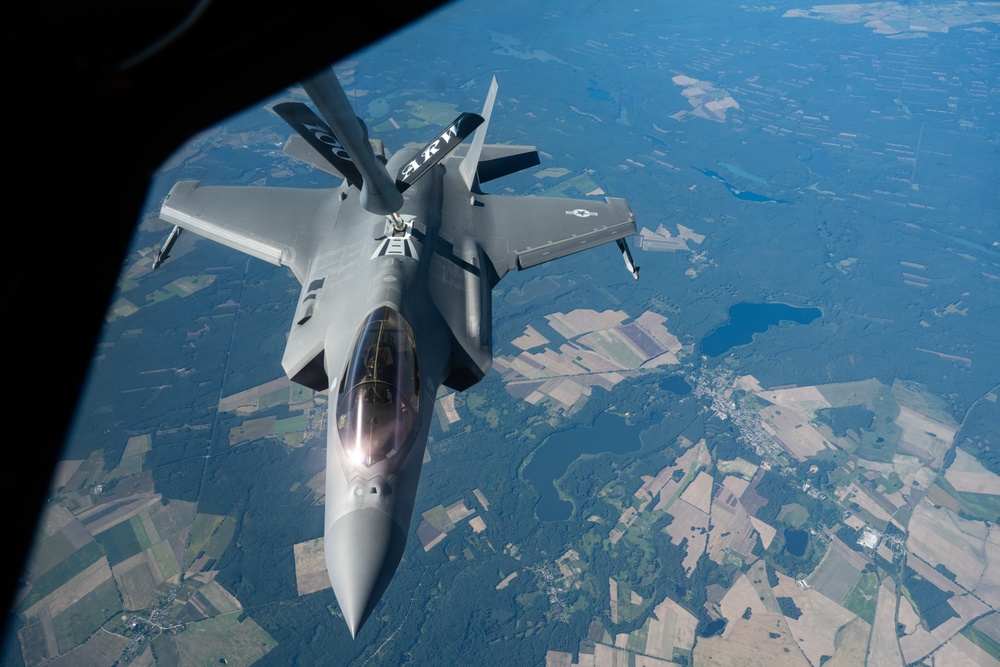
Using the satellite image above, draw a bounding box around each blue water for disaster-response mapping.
[803,149,833,178]
[696,168,787,203]
[644,133,669,148]
[700,619,727,637]
[701,303,821,357]
[784,529,809,557]
[587,86,613,102]
[718,162,768,185]
[524,412,646,521]
[659,376,692,395]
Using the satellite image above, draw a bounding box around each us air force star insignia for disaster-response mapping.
[566,209,598,218]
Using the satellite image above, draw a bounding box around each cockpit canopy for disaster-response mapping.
[336,307,420,468]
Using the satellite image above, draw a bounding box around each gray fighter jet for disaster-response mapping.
[158,67,638,637]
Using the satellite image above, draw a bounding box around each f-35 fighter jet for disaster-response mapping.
[158,67,638,637]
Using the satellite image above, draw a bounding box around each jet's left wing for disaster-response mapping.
[471,193,636,279]
[160,180,338,283]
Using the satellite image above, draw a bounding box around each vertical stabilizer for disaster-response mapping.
[303,69,403,215]
[459,76,499,191]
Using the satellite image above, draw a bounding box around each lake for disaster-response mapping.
[695,168,786,203]
[659,376,692,395]
[784,528,809,558]
[524,412,646,521]
[701,302,821,357]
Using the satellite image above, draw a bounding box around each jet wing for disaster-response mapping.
[160,180,337,283]
[473,194,636,277]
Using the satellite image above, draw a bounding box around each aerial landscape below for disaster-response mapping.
[5,0,999,665]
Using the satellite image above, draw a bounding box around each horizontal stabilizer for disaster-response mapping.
[395,112,483,192]
[283,134,346,179]
[274,102,364,187]
[476,145,540,184]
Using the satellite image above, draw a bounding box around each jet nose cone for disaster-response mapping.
[326,507,406,638]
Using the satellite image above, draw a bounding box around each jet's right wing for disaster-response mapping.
[160,180,339,283]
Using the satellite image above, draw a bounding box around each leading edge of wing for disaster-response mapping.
[160,180,337,283]
[473,194,636,276]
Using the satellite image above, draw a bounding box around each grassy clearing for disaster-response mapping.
[842,571,878,624]
[659,463,702,514]
[777,503,809,528]
[876,472,903,495]
[203,518,236,561]
[626,618,651,653]
[185,514,225,570]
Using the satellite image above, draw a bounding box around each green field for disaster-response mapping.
[815,379,884,407]
[258,387,290,410]
[151,634,182,667]
[199,581,241,615]
[290,384,312,403]
[174,615,277,667]
[130,515,152,551]
[151,539,180,582]
[962,625,1000,661]
[96,519,143,566]
[579,332,644,368]
[777,503,809,528]
[934,475,1000,522]
[186,514,225,569]
[658,463,701,515]
[16,541,103,614]
[190,515,223,549]
[51,577,121,654]
[274,414,308,434]
[626,618,651,652]
[400,100,461,128]
[841,571,878,624]
[856,387,903,463]
[203,518,236,561]
[540,173,603,199]
[149,288,176,303]
[422,506,454,532]
[876,472,903,495]
[26,530,77,579]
